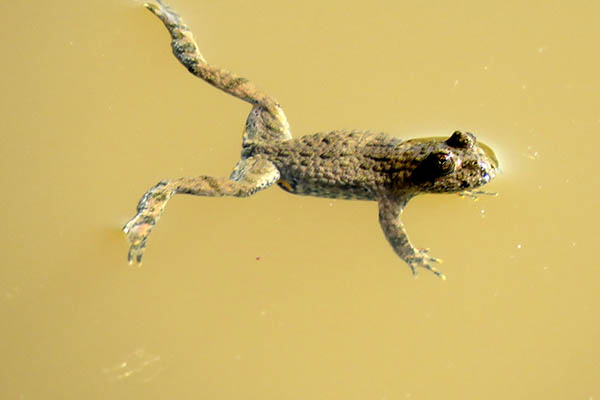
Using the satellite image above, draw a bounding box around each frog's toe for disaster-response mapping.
[143,2,161,15]
[407,249,445,279]
[458,190,498,200]
[144,1,182,25]
[127,243,146,265]
[422,261,446,280]
[123,217,154,265]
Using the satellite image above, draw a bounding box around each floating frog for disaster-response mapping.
[124,1,499,279]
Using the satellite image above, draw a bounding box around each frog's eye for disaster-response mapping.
[412,151,455,182]
[446,131,475,149]
[430,152,455,175]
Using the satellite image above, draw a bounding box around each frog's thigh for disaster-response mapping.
[229,156,281,196]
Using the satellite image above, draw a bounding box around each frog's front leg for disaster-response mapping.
[458,190,498,200]
[124,157,279,264]
[378,195,445,279]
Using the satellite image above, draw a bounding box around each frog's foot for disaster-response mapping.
[144,0,179,21]
[405,249,445,280]
[123,213,158,265]
[458,190,498,201]
[123,181,172,265]
[143,0,181,25]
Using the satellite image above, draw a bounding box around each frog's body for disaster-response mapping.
[124,1,499,278]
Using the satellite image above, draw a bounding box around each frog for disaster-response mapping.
[123,0,499,279]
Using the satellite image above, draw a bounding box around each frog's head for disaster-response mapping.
[408,131,498,193]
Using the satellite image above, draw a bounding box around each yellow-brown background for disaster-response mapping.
[1,0,598,398]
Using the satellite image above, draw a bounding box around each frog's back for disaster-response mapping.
[253,130,405,200]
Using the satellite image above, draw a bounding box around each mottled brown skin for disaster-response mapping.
[124,1,499,279]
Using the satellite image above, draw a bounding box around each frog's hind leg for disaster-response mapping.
[144,1,292,145]
[123,156,280,264]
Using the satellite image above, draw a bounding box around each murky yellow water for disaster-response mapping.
[2,0,599,398]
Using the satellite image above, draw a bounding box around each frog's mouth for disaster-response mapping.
[479,142,499,170]
[476,141,499,186]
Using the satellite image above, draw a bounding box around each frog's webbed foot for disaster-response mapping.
[123,215,153,265]
[143,1,182,27]
[458,190,498,201]
[404,248,445,280]
[123,181,171,265]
